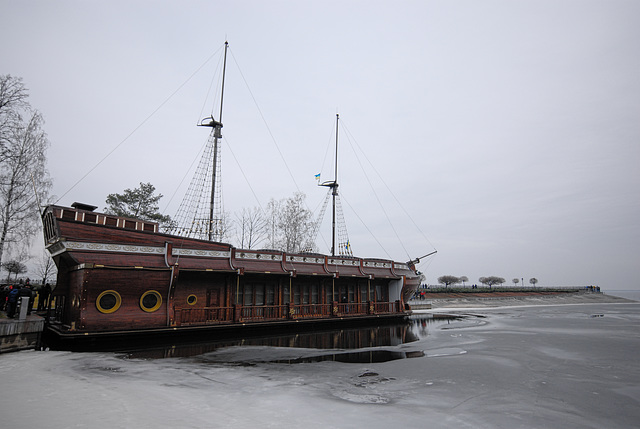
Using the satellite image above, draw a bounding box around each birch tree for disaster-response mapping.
[277,192,314,253]
[36,250,57,285]
[235,206,266,249]
[0,75,52,269]
[264,192,314,253]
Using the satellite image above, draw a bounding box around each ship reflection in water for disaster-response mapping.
[123,315,450,363]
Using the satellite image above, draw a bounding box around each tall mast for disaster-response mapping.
[203,41,228,241]
[314,113,351,257]
[320,114,339,256]
[331,113,339,257]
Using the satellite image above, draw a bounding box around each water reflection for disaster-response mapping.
[123,315,450,363]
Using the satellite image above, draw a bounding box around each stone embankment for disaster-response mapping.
[409,291,635,310]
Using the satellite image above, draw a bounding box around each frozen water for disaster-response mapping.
[1,301,639,428]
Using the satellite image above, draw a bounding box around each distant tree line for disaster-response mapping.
[437,275,539,287]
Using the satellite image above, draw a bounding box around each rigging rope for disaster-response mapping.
[339,192,393,260]
[228,48,301,194]
[55,44,226,205]
[338,121,410,260]
[223,134,264,212]
[227,47,331,251]
[340,118,437,257]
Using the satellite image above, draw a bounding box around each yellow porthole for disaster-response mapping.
[96,290,122,314]
[140,290,162,313]
[187,294,197,305]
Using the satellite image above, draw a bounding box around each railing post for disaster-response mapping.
[234,304,242,322]
[287,302,294,319]
[367,301,374,315]
[332,301,339,317]
[174,308,181,326]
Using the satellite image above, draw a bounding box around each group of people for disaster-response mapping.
[0,279,52,319]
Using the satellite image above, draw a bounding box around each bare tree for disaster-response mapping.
[36,251,57,285]
[529,277,538,287]
[234,206,266,249]
[264,198,281,250]
[264,192,314,253]
[479,276,506,287]
[459,275,469,287]
[277,192,314,253]
[1,75,29,161]
[512,278,520,286]
[0,76,52,269]
[2,259,27,282]
[438,275,460,287]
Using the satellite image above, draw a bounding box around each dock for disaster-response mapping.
[0,314,45,353]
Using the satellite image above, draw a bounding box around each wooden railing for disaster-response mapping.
[241,305,285,321]
[293,303,331,318]
[335,302,368,315]
[373,301,400,313]
[175,300,402,326]
[175,306,234,325]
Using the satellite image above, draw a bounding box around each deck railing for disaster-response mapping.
[175,306,234,325]
[241,305,285,321]
[175,300,402,327]
[293,303,331,318]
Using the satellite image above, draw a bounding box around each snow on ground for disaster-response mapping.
[1,301,639,429]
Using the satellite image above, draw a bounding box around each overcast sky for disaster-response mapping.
[2,1,639,290]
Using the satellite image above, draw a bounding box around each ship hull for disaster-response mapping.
[42,205,420,350]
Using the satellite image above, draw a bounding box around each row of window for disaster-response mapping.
[237,282,389,306]
[96,283,390,314]
[96,290,198,314]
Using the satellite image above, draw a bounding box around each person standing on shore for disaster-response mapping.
[38,283,51,311]
[6,286,19,318]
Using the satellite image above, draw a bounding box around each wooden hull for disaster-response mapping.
[42,205,420,349]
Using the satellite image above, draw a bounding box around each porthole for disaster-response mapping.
[96,290,122,314]
[140,290,162,313]
[187,294,197,305]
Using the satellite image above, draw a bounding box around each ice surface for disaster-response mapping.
[1,302,639,428]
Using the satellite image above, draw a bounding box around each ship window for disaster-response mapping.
[187,294,197,305]
[255,284,265,306]
[266,285,275,305]
[105,217,118,227]
[143,223,155,232]
[124,220,137,230]
[96,290,121,314]
[140,290,162,312]
[242,284,250,306]
[293,285,301,305]
[84,213,97,223]
[348,284,355,303]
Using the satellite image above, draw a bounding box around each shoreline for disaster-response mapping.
[409,292,636,311]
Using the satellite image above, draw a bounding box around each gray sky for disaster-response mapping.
[2,1,639,289]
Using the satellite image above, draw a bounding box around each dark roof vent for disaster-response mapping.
[71,202,98,212]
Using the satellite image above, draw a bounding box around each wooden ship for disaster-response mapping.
[42,42,431,350]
